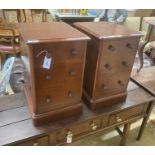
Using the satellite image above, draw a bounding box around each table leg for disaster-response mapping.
[120,123,131,146]
[137,101,154,140]
[0,54,2,70]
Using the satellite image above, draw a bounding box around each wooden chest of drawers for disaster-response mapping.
[74,22,142,110]
[17,22,90,125]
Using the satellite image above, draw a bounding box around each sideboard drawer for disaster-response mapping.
[17,136,49,146]
[109,104,145,125]
[55,117,105,144]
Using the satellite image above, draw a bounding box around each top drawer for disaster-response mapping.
[100,37,140,58]
[32,41,87,63]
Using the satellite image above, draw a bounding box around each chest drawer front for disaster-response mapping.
[36,82,82,113]
[56,117,105,143]
[17,136,49,146]
[94,71,130,99]
[100,55,134,75]
[34,61,84,113]
[109,104,145,125]
[101,37,139,58]
[35,61,83,89]
[33,41,86,63]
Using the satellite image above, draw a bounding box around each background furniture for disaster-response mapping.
[17,22,90,125]
[55,13,96,24]
[30,9,48,22]
[2,9,26,23]
[0,25,20,70]
[131,66,155,139]
[74,21,142,110]
[0,81,154,146]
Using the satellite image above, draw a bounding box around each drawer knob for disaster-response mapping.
[68,91,73,97]
[105,64,112,70]
[70,49,77,55]
[91,123,97,131]
[33,142,39,146]
[69,70,76,76]
[45,75,51,80]
[108,45,115,51]
[118,80,124,87]
[66,131,73,144]
[122,61,129,67]
[126,43,132,49]
[101,84,108,90]
[116,116,122,123]
[45,97,52,103]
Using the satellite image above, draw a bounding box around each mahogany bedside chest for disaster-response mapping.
[74,22,142,110]
[16,22,90,125]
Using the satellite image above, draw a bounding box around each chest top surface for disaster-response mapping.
[74,21,142,39]
[16,22,90,44]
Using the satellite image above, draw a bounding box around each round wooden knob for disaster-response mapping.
[69,70,76,76]
[116,116,122,123]
[122,61,129,67]
[105,64,112,70]
[68,91,73,97]
[126,43,132,49]
[45,75,51,80]
[108,45,115,51]
[118,80,124,87]
[70,49,77,55]
[45,96,52,103]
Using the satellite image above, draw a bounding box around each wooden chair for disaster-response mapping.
[0,19,21,69]
[2,9,26,23]
[30,9,47,22]
[137,22,155,72]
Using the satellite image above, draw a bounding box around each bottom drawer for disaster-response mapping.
[109,104,145,125]
[17,136,49,146]
[55,117,106,144]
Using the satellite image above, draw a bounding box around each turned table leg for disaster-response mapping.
[120,123,131,146]
[137,101,154,140]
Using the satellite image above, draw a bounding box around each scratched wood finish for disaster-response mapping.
[74,22,142,110]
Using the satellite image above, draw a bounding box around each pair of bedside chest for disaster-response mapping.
[16,21,142,125]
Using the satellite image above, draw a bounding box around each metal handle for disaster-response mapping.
[90,123,97,131]
[68,91,73,97]
[105,64,112,70]
[108,45,115,51]
[45,96,52,103]
[101,84,108,90]
[70,49,77,55]
[45,75,51,80]
[69,70,76,76]
[33,142,39,146]
[116,116,122,123]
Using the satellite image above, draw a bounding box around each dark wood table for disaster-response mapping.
[0,81,154,146]
[131,66,155,139]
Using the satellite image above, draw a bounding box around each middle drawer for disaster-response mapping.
[55,116,108,144]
